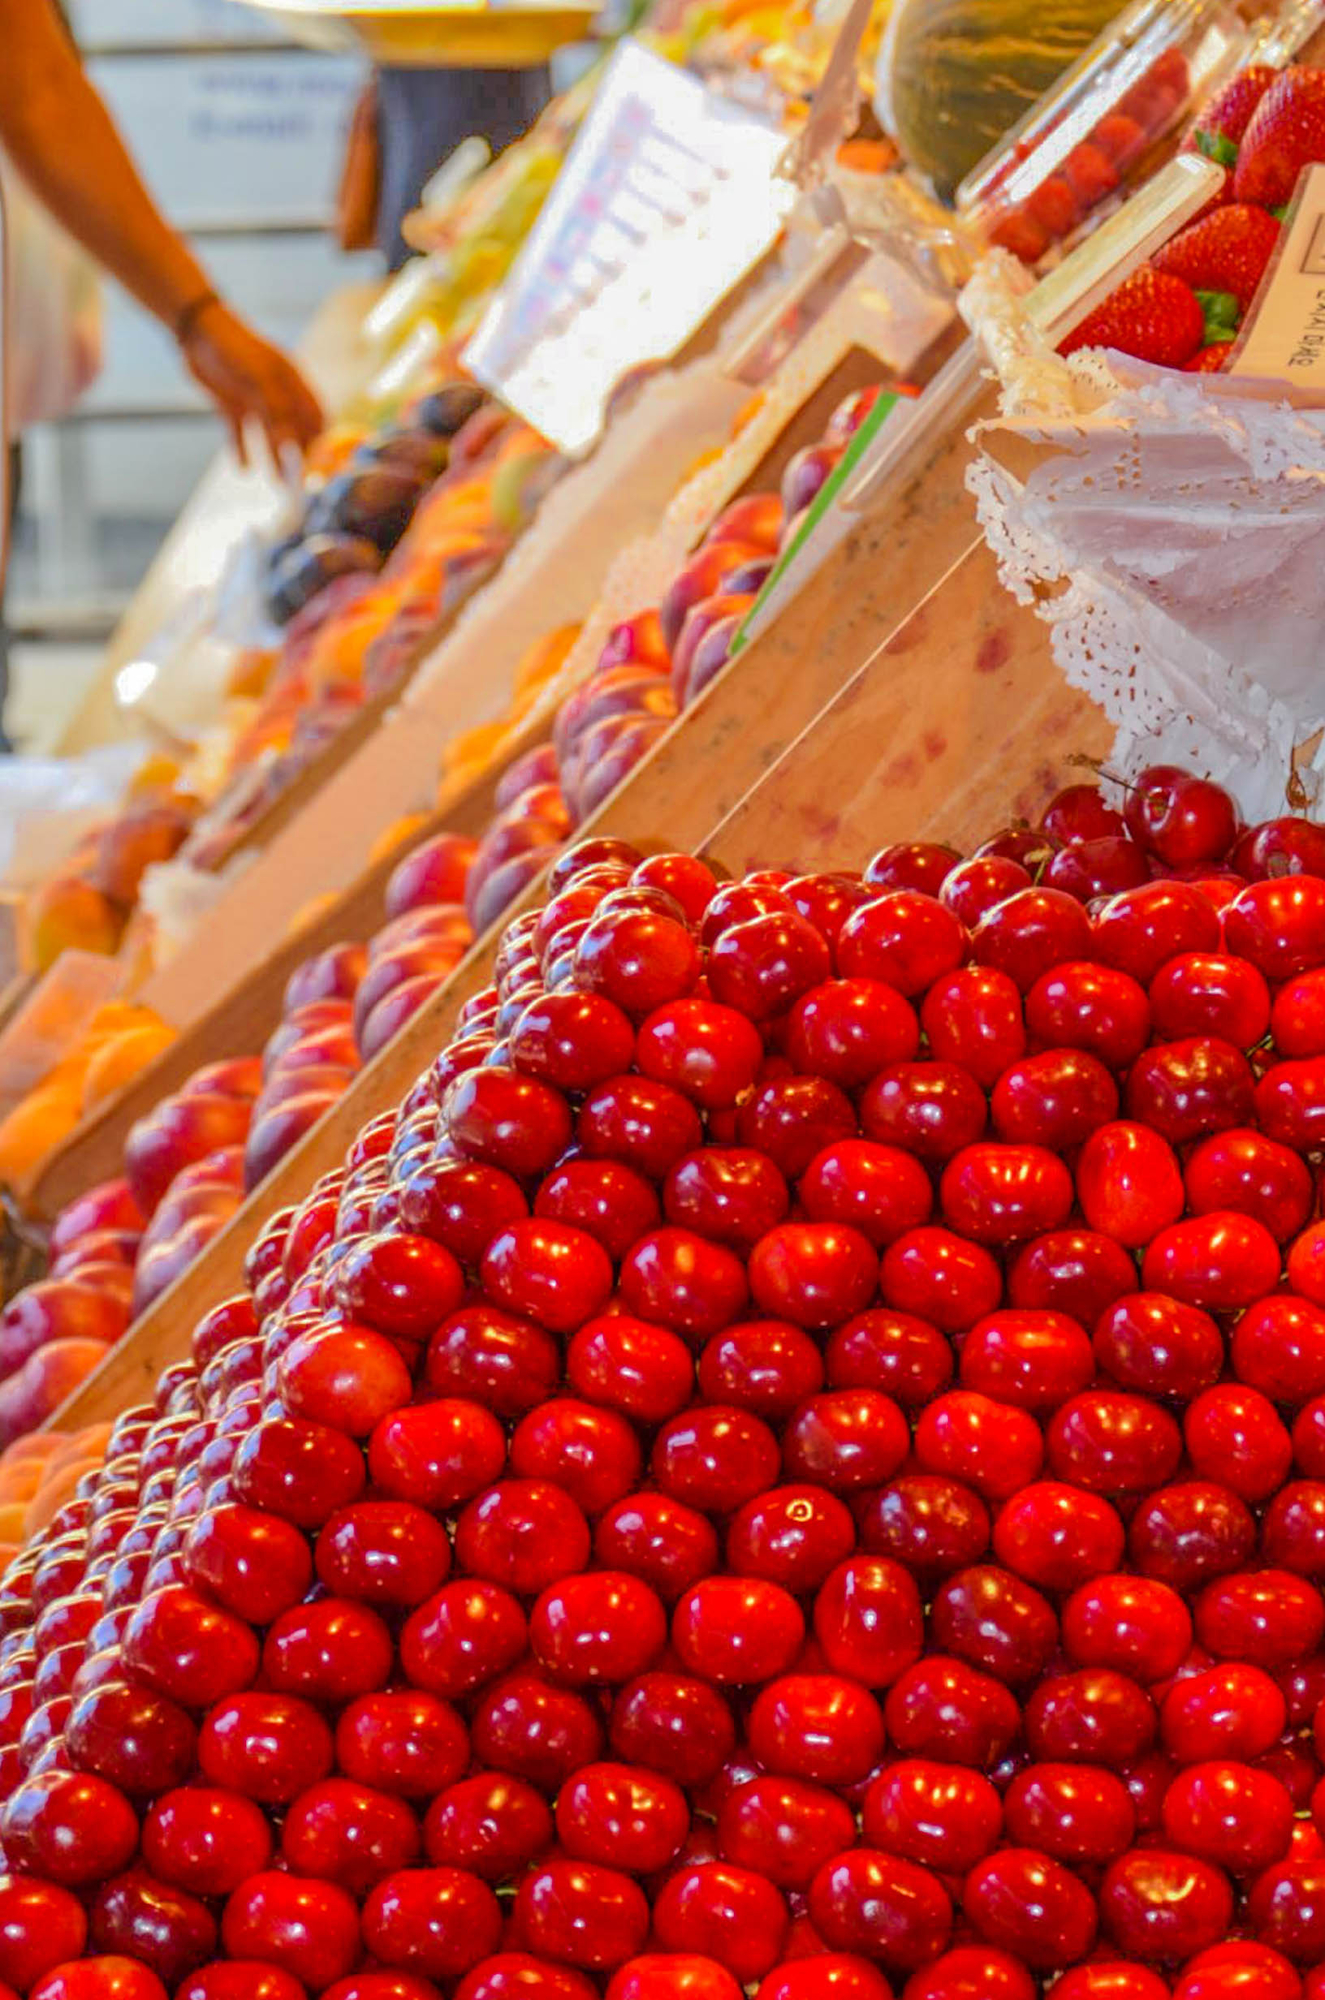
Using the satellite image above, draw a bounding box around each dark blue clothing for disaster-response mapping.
[376,66,551,268]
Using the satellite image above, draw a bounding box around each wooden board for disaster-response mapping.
[50,436,1108,1428]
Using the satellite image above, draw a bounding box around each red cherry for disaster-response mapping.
[960,1308,1093,1412]
[994,1481,1126,1591]
[426,1304,560,1417]
[914,1391,1043,1501]
[483,1220,614,1333]
[860,1062,987,1163]
[574,909,702,1017]
[1100,1847,1233,1962]
[653,1862,788,1983]
[931,1563,1057,1685]
[455,1480,591,1594]
[263,1597,394,1703]
[737,1074,858,1178]
[472,1673,604,1791]
[663,1148,788,1251]
[836,892,965,995]
[608,1672,737,1788]
[64,1681,197,1798]
[698,1320,825,1421]
[620,1228,749,1343]
[1272,967,1325,1056]
[827,1306,953,1410]
[336,1689,469,1797]
[536,1160,662,1260]
[862,1759,1003,1873]
[514,1859,649,1970]
[220,1873,361,1992]
[1044,836,1149,902]
[556,1761,690,1871]
[747,1673,884,1786]
[942,857,1034,928]
[783,1389,909,1492]
[1142,1210,1281,1311]
[921,969,1026,1088]
[808,1847,952,1971]
[1062,1574,1192,1684]
[881,1230,1002,1333]
[1185,1130,1312,1242]
[1047,1968,1169,2000]
[972,887,1093,991]
[508,992,637,1091]
[1174,1943,1301,2000]
[604,1957,743,2000]
[674,1577,803,1684]
[1195,1567,1324,1668]
[884,1657,1021,1770]
[316,1499,451,1608]
[424,1772,553,1880]
[233,1417,366,1527]
[859,1474,990,1585]
[1185,1384,1292,1502]
[1075,1122,1184,1248]
[170,1965,307,2000]
[991,1047,1117,1148]
[963,1847,1098,1968]
[708,913,832,1019]
[532,1571,668,1684]
[578,1074,704,1179]
[1026,961,1151,1069]
[636,1000,764,1109]
[903,1946,1037,2000]
[1003,1763,1135,1864]
[941,1142,1073,1244]
[1093,881,1221,983]
[1247,1855,1325,1963]
[727,1483,857,1592]
[1124,766,1237,867]
[1026,1667,1156,1764]
[787,981,920,1088]
[1125,1036,1256,1144]
[1150,952,1270,1046]
[454,1958,598,2000]
[513,1399,643,1516]
[31,1963,167,2000]
[866,843,959,895]
[122,1586,259,1709]
[1226,877,1325,978]
[369,1398,507,1511]
[1162,1759,1295,1873]
[183,1503,312,1626]
[198,1691,332,1804]
[1131,1483,1257,1594]
[600,1496,728,1600]
[0,1875,88,1990]
[1042,784,1126,844]
[444,1069,573,1178]
[717,1775,856,1890]
[799,1141,933,1247]
[1007,1228,1135,1324]
[282,1777,421,1893]
[1162,1662,1286,1762]
[1256,1056,1325,1152]
[1094,1293,1222,1400]
[361,1865,503,1980]
[652,1406,779,1513]
[401,1579,527,1699]
[570,1314,694,1423]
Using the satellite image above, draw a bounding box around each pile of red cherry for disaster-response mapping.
[7,767,1325,1999]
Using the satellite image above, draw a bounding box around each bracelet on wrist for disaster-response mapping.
[174,289,221,346]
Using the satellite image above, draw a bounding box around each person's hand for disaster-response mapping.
[181,299,324,466]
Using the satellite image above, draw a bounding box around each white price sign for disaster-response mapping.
[464,40,795,454]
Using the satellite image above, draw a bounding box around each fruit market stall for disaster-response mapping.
[11,8,1325,1998]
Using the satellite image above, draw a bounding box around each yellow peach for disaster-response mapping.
[369,814,430,866]
[513,623,581,696]
[0,1077,86,1186]
[26,877,125,972]
[81,1017,177,1111]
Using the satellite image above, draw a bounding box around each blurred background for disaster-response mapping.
[9,0,369,748]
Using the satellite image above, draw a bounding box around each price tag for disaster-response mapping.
[1230,163,1325,395]
[463,39,795,454]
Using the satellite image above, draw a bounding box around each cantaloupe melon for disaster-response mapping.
[876,0,1126,200]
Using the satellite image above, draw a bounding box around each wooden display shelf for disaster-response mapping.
[51,389,1111,1429]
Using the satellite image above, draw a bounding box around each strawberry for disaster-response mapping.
[1184,343,1233,372]
[1059,265,1206,368]
[1152,204,1281,309]
[1234,66,1325,209]
[1184,63,1279,167]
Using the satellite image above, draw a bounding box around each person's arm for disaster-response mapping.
[0,0,323,460]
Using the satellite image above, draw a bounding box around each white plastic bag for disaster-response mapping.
[3,155,103,430]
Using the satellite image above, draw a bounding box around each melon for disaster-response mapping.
[876,0,1127,201]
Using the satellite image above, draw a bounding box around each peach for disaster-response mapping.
[168,1145,246,1197]
[0,1338,112,1447]
[0,1460,47,1505]
[704,492,783,552]
[369,907,471,963]
[49,1178,145,1256]
[27,876,125,971]
[180,1057,264,1103]
[284,944,368,1014]
[495,744,560,810]
[570,714,672,823]
[89,805,190,904]
[49,1228,142,1278]
[671,592,755,704]
[359,974,451,1063]
[256,1064,355,1112]
[0,1279,130,1377]
[81,1018,177,1112]
[599,609,671,673]
[133,1208,238,1316]
[466,849,555,941]
[0,1433,62,1466]
[385,831,478,920]
[243,1089,342,1192]
[139,1179,244,1259]
[269,1020,362,1077]
[285,891,343,940]
[48,1263,134,1314]
[512,623,581,695]
[124,1091,254,1215]
[23,1458,101,1537]
[0,1504,28,1544]
[0,1077,85,1188]
[352,942,467,1043]
[658,541,762,653]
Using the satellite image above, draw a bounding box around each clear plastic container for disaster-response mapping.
[957,0,1247,263]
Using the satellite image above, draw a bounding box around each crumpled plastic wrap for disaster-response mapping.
[963,252,1325,819]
